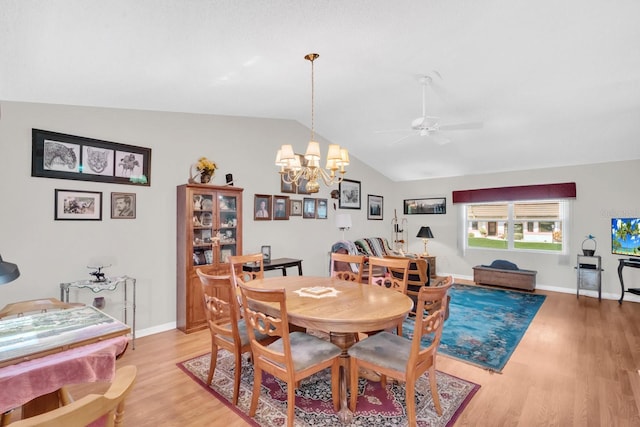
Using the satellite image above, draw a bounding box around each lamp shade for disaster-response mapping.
[335,214,352,230]
[416,226,434,239]
[0,254,20,285]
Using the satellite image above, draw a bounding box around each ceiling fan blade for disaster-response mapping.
[439,121,484,131]
[390,132,418,144]
[431,134,451,145]
[374,128,412,134]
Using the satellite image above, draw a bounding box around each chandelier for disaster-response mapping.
[275,53,349,194]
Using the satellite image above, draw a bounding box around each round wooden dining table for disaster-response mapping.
[243,275,413,424]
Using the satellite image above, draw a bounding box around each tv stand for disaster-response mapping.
[617,258,640,303]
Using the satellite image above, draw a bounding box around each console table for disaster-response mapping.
[60,276,136,348]
[617,258,640,304]
[243,257,303,276]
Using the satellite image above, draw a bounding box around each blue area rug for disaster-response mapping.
[403,283,546,372]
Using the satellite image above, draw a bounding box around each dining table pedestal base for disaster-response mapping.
[329,331,357,424]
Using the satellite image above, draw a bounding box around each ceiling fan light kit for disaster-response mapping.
[275,53,349,194]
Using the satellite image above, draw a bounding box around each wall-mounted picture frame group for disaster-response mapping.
[32,129,151,186]
[111,192,136,219]
[54,189,102,221]
[273,195,290,220]
[367,194,384,220]
[404,197,447,215]
[339,179,361,209]
[254,194,272,220]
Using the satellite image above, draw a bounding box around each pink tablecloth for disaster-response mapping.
[0,336,129,413]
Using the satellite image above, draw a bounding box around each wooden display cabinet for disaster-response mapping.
[176,184,243,333]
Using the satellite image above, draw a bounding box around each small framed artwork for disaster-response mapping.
[111,192,136,219]
[303,198,316,219]
[54,189,102,221]
[261,245,272,263]
[32,129,151,186]
[290,199,303,216]
[273,195,290,220]
[403,197,447,215]
[367,194,383,220]
[296,178,311,195]
[339,179,361,209]
[316,198,328,219]
[280,179,295,194]
[254,194,272,220]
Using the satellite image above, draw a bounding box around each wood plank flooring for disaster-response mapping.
[67,286,640,426]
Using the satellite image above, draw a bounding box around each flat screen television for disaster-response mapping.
[611,218,640,258]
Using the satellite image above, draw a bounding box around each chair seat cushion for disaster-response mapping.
[268,331,341,371]
[218,319,270,347]
[348,331,411,372]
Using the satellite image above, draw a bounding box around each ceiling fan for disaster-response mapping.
[378,75,483,145]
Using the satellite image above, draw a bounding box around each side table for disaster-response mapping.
[60,276,136,348]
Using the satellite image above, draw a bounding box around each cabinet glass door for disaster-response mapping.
[218,194,238,263]
[192,192,215,266]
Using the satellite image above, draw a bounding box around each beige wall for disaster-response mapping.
[1,101,638,335]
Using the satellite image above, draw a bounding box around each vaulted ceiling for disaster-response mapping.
[2,0,639,181]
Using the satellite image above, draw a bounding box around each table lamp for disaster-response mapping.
[0,253,20,285]
[335,214,352,240]
[416,226,434,256]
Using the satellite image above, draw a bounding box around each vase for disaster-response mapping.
[200,172,212,184]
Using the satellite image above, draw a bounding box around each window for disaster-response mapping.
[464,200,567,253]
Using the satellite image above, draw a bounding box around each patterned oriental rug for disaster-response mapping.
[178,350,479,427]
[403,283,546,372]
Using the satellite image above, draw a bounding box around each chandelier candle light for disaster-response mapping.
[275,53,349,194]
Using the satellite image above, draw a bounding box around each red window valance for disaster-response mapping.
[452,182,576,204]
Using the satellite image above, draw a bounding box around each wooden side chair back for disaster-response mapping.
[196,268,253,405]
[0,298,83,319]
[348,279,453,425]
[229,253,265,285]
[237,281,342,427]
[9,365,137,427]
[367,257,410,294]
[330,252,365,283]
[385,256,430,316]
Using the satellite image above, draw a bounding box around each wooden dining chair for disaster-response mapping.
[237,281,342,427]
[9,365,137,427]
[229,253,265,285]
[384,255,430,316]
[330,252,365,283]
[195,268,275,405]
[367,256,410,335]
[348,279,453,425]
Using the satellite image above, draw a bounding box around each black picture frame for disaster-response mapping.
[367,194,384,220]
[32,129,151,186]
[338,179,361,209]
[403,197,447,215]
[54,189,102,221]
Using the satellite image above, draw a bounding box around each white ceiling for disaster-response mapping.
[2,0,639,181]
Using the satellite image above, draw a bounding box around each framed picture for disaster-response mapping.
[339,179,361,209]
[273,195,290,220]
[280,179,295,194]
[261,245,271,263]
[316,198,328,219]
[303,198,316,219]
[290,199,303,216]
[403,197,447,215]
[367,194,384,220]
[32,129,151,186]
[54,189,102,221]
[111,192,136,219]
[220,248,233,263]
[254,194,272,220]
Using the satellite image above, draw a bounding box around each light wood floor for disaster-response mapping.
[68,285,640,426]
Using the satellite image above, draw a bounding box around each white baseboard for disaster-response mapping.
[135,321,176,338]
[451,274,640,303]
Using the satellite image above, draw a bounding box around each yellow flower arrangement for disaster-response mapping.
[196,157,217,175]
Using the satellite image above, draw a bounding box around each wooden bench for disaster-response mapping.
[473,262,537,292]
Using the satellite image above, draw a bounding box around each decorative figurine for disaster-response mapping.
[88,265,110,282]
